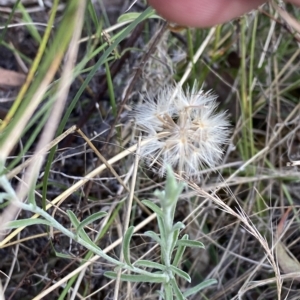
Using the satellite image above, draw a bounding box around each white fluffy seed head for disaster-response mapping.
[134,82,231,179]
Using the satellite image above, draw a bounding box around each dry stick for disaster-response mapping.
[259,7,300,43]
[237,272,300,297]
[76,128,151,215]
[255,47,300,109]
[258,6,278,69]
[272,0,300,34]
[3,232,20,293]
[1,231,60,248]
[0,283,3,300]
[78,20,132,43]
[114,138,141,300]
[178,27,216,87]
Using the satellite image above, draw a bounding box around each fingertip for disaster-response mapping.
[148,0,265,27]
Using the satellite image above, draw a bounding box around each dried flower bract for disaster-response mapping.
[134,82,231,178]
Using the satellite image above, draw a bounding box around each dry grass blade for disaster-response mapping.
[273,1,300,34]
[276,207,300,280]
[0,68,26,87]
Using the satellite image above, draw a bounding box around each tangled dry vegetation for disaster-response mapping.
[0,1,300,299]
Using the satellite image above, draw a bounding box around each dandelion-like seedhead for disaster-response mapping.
[134,82,231,179]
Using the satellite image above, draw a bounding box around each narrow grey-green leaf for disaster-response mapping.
[172,221,185,232]
[157,216,166,242]
[123,226,134,267]
[155,290,165,299]
[28,190,37,207]
[77,211,107,234]
[67,210,80,228]
[177,239,205,249]
[170,265,191,283]
[0,193,11,203]
[134,260,165,271]
[141,200,163,217]
[164,282,173,300]
[8,218,51,228]
[170,229,180,255]
[54,251,73,259]
[144,231,161,244]
[153,190,165,202]
[117,11,160,23]
[173,234,188,267]
[78,227,94,244]
[165,165,185,206]
[170,278,185,300]
[104,271,166,283]
[183,279,217,297]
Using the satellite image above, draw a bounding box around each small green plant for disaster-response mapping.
[107,166,217,298]
[0,165,216,299]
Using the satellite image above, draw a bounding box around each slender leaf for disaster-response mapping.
[63,210,93,244]
[0,193,11,203]
[144,231,161,244]
[123,226,134,267]
[173,234,188,267]
[8,219,51,228]
[157,215,166,243]
[67,210,94,243]
[104,271,167,283]
[155,290,165,299]
[164,166,185,206]
[78,228,95,245]
[164,282,173,300]
[17,2,41,43]
[54,251,73,259]
[172,222,185,232]
[67,210,80,228]
[177,239,205,249]
[117,11,159,23]
[134,260,165,271]
[170,278,185,300]
[142,200,163,217]
[170,229,180,255]
[77,211,107,233]
[27,180,37,207]
[183,279,217,297]
[169,265,191,283]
